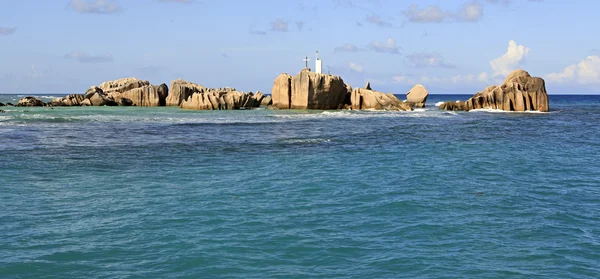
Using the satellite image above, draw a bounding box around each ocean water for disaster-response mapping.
[1,94,599,278]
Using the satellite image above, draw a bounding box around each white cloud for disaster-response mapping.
[403,4,450,23]
[334,43,361,52]
[365,15,393,27]
[65,51,113,63]
[405,52,456,68]
[546,56,600,84]
[270,18,289,32]
[68,0,121,14]
[489,40,530,78]
[0,27,17,36]
[348,62,364,73]
[478,72,489,83]
[402,2,483,23]
[368,38,400,54]
[457,2,483,22]
[394,72,489,86]
[393,75,415,84]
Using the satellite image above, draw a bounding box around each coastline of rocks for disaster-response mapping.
[437,69,549,112]
[12,68,550,113]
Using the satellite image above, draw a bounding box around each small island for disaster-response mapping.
[9,59,547,114]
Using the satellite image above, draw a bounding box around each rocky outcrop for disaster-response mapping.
[291,69,348,109]
[438,69,549,112]
[0,102,5,106]
[17,97,45,107]
[260,95,272,106]
[271,73,292,109]
[81,87,118,106]
[180,88,264,110]
[49,94,85,106]
[271,69,348,109]
[350,87,411,111]
[166,79,206,106]
[90,77,168,107]
[406,84,429,108]
[85,86,103,99]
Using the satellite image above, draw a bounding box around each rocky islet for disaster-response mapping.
[14,68,548,113]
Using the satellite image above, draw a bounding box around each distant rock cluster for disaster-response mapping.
[438,69,549,112]
[272,69,426,111]
[12,68,549,114]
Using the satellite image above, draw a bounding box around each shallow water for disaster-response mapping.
[1,94,599,278]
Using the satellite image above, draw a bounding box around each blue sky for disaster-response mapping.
[0,0,599,94]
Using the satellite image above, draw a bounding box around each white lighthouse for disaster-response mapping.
[315,50,322,74]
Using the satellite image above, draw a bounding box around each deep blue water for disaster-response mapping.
[1,94,599,278]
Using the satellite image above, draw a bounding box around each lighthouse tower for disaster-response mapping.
[315,50,322,74]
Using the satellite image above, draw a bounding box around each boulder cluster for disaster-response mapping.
[14,69,552,114]
[272,69,427,111]
[438,69,549,112]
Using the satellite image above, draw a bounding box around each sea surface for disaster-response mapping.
[1,94,599,278]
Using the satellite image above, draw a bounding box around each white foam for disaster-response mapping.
[435,102,445,107]
[282,138,331,144]
[469,108,549,114]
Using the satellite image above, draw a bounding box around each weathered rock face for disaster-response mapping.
[118,98,134,106]
[91,77,168,107]
[87,92,118,106]
[260,95,273,106]
[166,79,206,106]
[109,83,168,107]
[17,97,45,107]
[350,88,412,111]
[180,88,264,110]
[49,94,85,106]
[438,69,549,112]
[272,70,348,110]
[99,78,150,94]
[85,86,103,99]
[290,69,348,109]
[271,73,292,109]
[406,84,429,108]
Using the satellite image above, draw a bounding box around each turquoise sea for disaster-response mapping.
[1,94,599,278]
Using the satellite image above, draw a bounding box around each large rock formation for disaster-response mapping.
[272,69,348,109]
[438,69,549,112]
[406,84,429,108]
[271,73,292,109]
[91,77,168,106]
[166,79,206,106]
[291,69,348,109]
[49,94,85,106]
[16,97,45,107]
[350,84,412,111]
[180,88,264,110]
